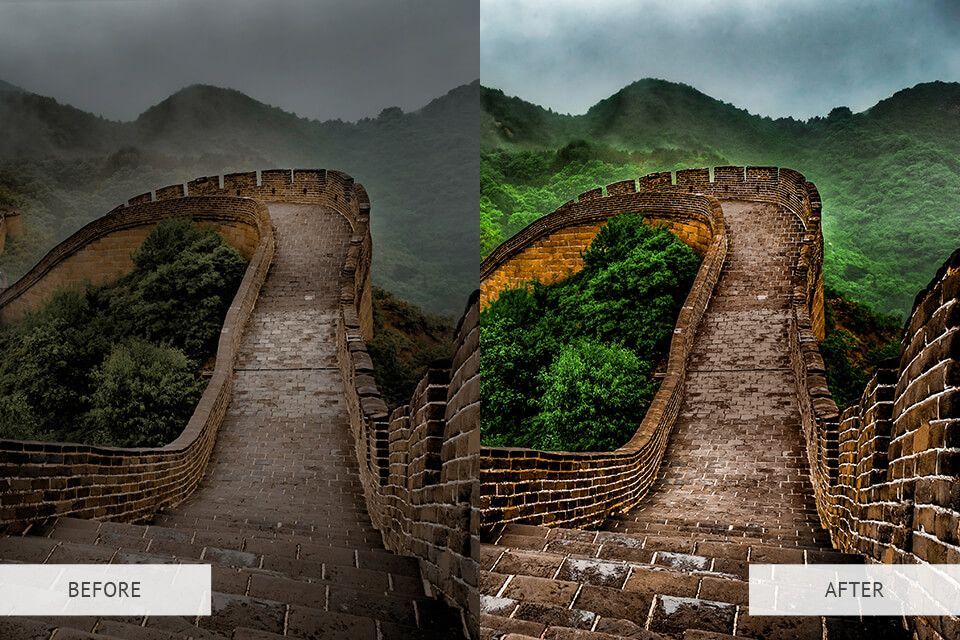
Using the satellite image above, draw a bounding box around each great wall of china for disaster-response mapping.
[0,165,957,640]
[479,167,959,640]
[0,169,479,639]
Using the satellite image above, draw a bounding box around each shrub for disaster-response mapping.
[533,340,656,451]
[0,219,246,445]
[83,339,204,448]
[480,214,699,451]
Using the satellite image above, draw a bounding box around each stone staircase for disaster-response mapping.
[480,523,908,640]
[479,199,913,639]
[0,514,458,639]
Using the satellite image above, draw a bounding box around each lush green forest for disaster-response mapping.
[481,215,699,451]
[0,220,246,446]
[482,79,960,317]
[0,80,479,316]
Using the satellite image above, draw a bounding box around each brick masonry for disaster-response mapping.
[480,166,959,639]
[0,170,480,637]
[799,249,960,640]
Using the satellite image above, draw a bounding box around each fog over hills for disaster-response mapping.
[481,78,960,315]
[0,80,480,316]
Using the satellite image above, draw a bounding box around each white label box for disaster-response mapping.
[0,564,211,616]
[749,564,960,616]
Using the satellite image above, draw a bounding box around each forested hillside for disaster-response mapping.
[482,79,960,316]
[0,81,479,316]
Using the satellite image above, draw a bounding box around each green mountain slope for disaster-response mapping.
[481,80,960,316]
[0,81,479,316]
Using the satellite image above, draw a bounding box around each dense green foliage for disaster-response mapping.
[819,288,901,410]
[0,80,478,316]
[367,287,454,408]
[0,220,246,445]
[482,79,960,316]
[480,214,699,451]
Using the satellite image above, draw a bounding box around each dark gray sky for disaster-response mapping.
[481,0,960,119]
[0,0,478,121]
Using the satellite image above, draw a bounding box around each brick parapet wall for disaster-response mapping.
[338,288,480,638]
[479,177,730,532]
[0,168,378,531]
[797,249,960,640]
[479,167,830,534]
[0,195,275,531]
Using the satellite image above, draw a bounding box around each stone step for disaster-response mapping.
[0,509,451,638]
[488,524,856,568]
[481,524,905,640]
[39,517,418,575]
[115,512,385,549]
[46,522,395,573]
[605,516,832,548]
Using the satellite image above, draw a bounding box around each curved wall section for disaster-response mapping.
[0,194,275,531]
[479,166,826,533]
[0,198,262,323]
[480,182,728,532]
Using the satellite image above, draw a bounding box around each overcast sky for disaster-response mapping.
[0,0,478,121]
[481,0,960,119]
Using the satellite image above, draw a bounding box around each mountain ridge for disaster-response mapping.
[480,78,960,315]
[0,80,480,315]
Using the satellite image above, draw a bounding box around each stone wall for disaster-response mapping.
[0,195,275,530]
[0,201,261,323]
[796,249,960,640]
[339,254,480,639]
[479,166,826,533]
[480,182,729,532]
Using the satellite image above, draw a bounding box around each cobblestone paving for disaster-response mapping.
[479,200,909,639]
[608,201,827,546]
[172,203,377,539]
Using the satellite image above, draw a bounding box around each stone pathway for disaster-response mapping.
[479,201,909,639]
[607,201,825,546]
[0,203,462,640]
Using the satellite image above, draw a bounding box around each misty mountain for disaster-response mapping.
[480,79,960,315]
[0,80,480,315]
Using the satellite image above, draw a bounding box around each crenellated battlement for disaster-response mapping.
[119,168,370,215]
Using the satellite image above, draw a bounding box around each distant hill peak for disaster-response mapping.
[0,79,25,94]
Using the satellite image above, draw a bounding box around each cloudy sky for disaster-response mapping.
[0,0,478,121]
[481,0,960,119]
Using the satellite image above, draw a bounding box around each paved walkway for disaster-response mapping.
[608,201,827,546]
[171,203,378,543]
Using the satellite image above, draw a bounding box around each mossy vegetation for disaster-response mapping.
[367,287,454,408]
[480,214,700,451]
[0,219,247,446]
[820,288,901,410]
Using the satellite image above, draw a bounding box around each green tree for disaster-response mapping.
[83,339,205,448]
[534,340,656,451]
